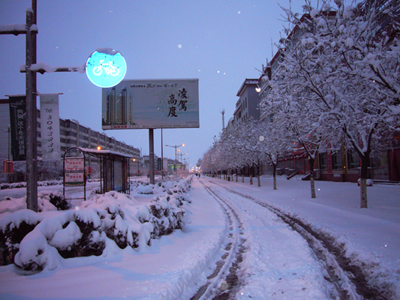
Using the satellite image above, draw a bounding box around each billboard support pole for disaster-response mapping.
[161,128,164,180]
[149,129,155,184]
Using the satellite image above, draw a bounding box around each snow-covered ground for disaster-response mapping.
[0,175,399,299]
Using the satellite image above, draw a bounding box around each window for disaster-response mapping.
[347,150,360,169]
[332,152,342,169]
[320,152,327,170]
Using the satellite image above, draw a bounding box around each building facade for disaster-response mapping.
[0,98,140,183]
[234,79,260,124]
[226,78,261,134]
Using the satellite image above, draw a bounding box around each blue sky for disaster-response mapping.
[0,0,307,168]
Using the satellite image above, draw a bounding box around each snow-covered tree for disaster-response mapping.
[262,0,399,208]
[230,120,265,186]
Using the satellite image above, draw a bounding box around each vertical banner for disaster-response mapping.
[9,96,26,161]
[40,94,61,160]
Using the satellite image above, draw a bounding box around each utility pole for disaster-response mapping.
[161,128,164,180]
[149,129,155,184]
[1,1,38,211]
[25,1,38,212]
[221,109,225,130]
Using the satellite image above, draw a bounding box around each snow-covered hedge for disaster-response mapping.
[0,180,62,190]
[0,191,69,214]
[0,177,192,272]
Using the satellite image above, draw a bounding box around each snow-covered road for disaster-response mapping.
[197,179,332,299]
[0,176,398,299]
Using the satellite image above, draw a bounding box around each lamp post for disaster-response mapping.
[179,153,188,171]
[1,0,38,211]
[165,144,184,175]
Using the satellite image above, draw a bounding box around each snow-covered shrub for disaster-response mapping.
[0,210,42,265]
[0,180,62,190]
[73,219,105,258]
[48,221,82,258]
[0,194,60,214]
[150,195,187,237]
[135,184,154,195]
[14,228,62,271]
[0,182,26,190]
[38,191,70,211]
[0,177,193,271]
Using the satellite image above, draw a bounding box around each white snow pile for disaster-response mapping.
[0,191,68,213]
[0,177,193,272]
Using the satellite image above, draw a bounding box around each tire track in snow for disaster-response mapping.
[190,180,246,300]
[207,179,392,300]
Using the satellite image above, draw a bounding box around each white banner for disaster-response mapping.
[40,94,61,160]
[65,172,84,185]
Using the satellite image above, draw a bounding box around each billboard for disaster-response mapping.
[101,79,199,130]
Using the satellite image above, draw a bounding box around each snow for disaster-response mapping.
[310,8,319,18]
[343,6,353,19]
[0,175,399,299]
[30,62,56,73]
[95,48,120,55]
[345,37,354,47]
[0,24,28,32]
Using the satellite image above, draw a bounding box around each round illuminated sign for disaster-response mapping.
[86,49,127,88]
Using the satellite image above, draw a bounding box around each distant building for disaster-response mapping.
[142,156,179,174]
[234,79,260,124]
[225,79,261,135]
[0,98,140,183]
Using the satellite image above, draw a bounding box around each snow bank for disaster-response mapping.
[0,177,193,272]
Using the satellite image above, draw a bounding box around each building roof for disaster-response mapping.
[236,78,259,96]
[75,147,133,158]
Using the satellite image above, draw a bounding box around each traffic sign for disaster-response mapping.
[86,49,127,88]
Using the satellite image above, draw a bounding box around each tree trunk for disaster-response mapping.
[360,154,370,208]
[309,157,316,198]
[257,160,261,187]
[273,163,277,190]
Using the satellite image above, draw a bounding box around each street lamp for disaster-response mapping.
[165,144,184,174]
[132,158,140,175]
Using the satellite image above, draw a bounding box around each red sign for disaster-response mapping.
[86,166,93,174]
[3,160,13,174]
[65,157,84,171]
